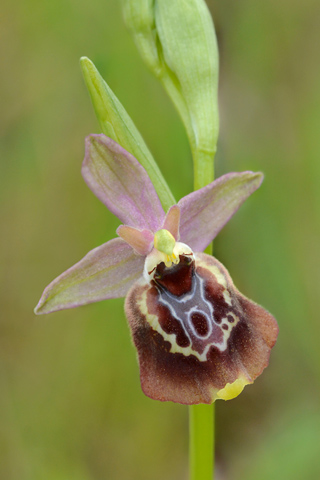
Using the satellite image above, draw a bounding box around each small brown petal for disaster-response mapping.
[125,253,278,404]
[117,225,154,255]
[162,205,180,240]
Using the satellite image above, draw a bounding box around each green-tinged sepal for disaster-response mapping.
[122,0,219,190]
[80,56,175,211]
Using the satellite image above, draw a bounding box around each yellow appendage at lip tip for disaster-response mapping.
[216,377,250,401]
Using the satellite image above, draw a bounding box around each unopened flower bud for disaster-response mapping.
[123,0,219,189]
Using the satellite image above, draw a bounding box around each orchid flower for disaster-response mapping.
[35,134,278,405]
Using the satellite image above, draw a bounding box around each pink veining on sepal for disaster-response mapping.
[178,171,263,252]
[34,238,144,314]
[82,134,166,231]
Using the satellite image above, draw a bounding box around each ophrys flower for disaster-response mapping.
[35,134,278,404]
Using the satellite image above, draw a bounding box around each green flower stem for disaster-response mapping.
[193,150,215,193]
[190,152,215,480]
[189,403,214,480]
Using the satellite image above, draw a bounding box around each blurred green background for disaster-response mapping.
[1,0,320,479]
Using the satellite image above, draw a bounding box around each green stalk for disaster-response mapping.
[189,403,214,480]
[189,151,215,480]
[193,151,215,193]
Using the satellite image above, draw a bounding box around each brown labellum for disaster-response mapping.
[125,253,278,404]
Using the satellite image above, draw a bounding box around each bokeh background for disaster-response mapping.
[1,0,320,478]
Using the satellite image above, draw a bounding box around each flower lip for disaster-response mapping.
[144,242,194,282]
[153,254,195,297]
[126,251,278,404]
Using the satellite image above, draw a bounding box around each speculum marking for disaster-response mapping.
[146,256,240,362]
[190,312,209,336]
